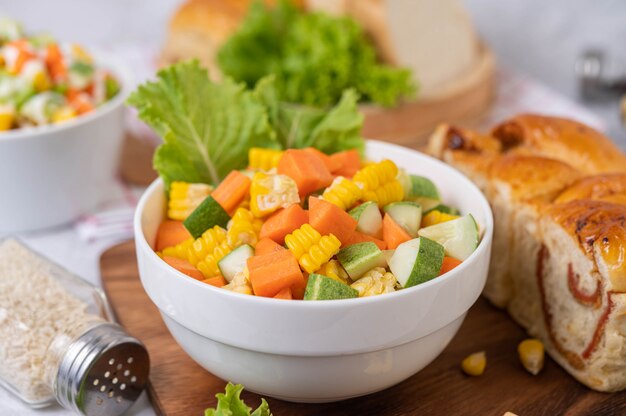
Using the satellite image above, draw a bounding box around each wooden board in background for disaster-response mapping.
[100,241,625,416]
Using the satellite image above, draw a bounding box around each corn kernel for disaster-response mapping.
[0,112,14,131]
[518,339,544,375]
[33,71,51,91]
[421,210,459,228]
[52,106,76,123]
[461,351,486,376]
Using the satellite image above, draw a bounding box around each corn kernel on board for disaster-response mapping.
[100,240,625,416]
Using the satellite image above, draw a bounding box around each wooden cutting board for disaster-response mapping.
[100,241,625,416]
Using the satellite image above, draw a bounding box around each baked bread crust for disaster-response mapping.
[427,114,626,391]
[491,114,626,174]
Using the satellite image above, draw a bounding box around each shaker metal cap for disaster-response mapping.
[55,322,150,416]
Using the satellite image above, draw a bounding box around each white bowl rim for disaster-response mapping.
[134,140,494,309]
[0,48,133,141]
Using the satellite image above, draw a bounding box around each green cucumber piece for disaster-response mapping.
[349,201,383,238]
[389,237,444,288]
[336,242,386,280]
[183,195,230,238]
[424,204,460,216]
[418,214,479,261]
[384,202,422,237]
[409,175,440,200]
[382,249,395,265]
[304,274,358,300]
[396,168,412,196]
[218,244,253,282]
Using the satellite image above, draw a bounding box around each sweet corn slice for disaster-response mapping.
[316,259,350,284]
[351,267,397,297]
[168,181,213,221]
[71,44,93,63]
[353,160,404,207]
[461,351,486,376]
[321,176,362,211]
[222,268,253,295]
[518,339,544,375]
[285,224,341,274]
[227,207,263,247]
[248,147,284,171]
[421,210,460,228]
[250,172,300,217]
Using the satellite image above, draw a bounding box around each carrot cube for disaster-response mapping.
[162,256,204,281]
[155,220,192,251]
[277,149,333,197]
[211,170,251,214]
[329,150,361,177]
[255,237,286,256]
[247,250,305,297]
[259,204,308,244]
[308,197,357,246]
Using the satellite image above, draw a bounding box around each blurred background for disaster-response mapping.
[2,0,625,147]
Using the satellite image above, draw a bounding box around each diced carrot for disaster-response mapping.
[383,214,411,249]
[439,257,463,276]
[273,287,293,300]
[304,147,340,172]
[345,231,387,250]
[277,149,333,197]
[67,91,94,114]
[290,272,308,300]
[45,43,66,80]
[247,250,304,297]
[14,50,36,74]
[255,237,286,256]
[259,204,308,244]
[308,197,357,245]
[329,150,361,177]
[204,275,227,288]
[155,220,192,251]
[211,170,251,214]
[162,256,204,280]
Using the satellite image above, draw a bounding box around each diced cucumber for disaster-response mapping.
[406,175,440,211]
[183,195,230,239]
[382,249,395,265]
[388,237,444,288]
[418,214,479,261]
[384,202,422,237]
[336,242,386,280]
[304,274,358,300]
[396,168,412,196]
[349,201,383,238]
[423,204,460,216]
[218,244,254,282]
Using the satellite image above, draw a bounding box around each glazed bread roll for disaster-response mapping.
[427,114,626,391]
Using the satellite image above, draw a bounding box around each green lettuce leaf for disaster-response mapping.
[254,76,364,155]
[205,383,272,416]
[218,0,416,107]
[127,60,278,187]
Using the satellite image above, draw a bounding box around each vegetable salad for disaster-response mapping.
[153,147,480,300]
[0,18,120,131]
[129,60,479,301]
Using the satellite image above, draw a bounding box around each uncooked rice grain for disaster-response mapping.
[0,239,98,402]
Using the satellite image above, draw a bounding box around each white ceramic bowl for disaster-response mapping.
[0,52,132,233]
[134,141,493,403]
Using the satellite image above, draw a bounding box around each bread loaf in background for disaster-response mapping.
[428,114,626,391]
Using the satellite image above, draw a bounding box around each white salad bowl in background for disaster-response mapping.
[134,140,493,403]
[0,52,132,233]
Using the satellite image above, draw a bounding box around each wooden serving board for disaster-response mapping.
[101,241,625,416]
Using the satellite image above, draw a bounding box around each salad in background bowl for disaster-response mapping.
[131,61,493,401]
[0,18,130,233]
[0,17,120,131]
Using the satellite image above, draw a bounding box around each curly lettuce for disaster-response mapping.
[204,383,271,416]
[218,0,416,107]
[127,60,278,186]
[127,61,365,187]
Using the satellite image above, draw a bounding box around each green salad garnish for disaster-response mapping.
[204,383,271,416]
[127,60,364,188]
[217,0,416,107]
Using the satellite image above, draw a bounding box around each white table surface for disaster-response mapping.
[1,0,625,414]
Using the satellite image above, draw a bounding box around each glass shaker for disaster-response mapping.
[0,239,149,415]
